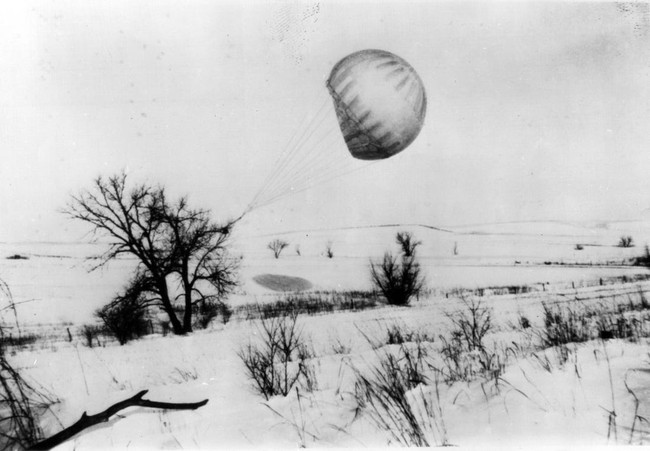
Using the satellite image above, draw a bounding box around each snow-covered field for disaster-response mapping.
[3,221,650,448]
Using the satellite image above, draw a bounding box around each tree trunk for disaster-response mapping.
[181,260,193,333]
[158,283,184,335]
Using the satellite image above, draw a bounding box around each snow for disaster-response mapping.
[3,221,650,448]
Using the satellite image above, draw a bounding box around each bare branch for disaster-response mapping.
[29,390,208,450]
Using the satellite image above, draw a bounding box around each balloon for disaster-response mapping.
[327,49,427,160]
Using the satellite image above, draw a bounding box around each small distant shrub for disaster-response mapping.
[325,241,334,259]
[160,320,171,337]
[619,235,634,248]
[193,301,231,329]
[370,232,424,306]
[80,324,104,348]
[5,254,28,260]
[633,245,650,267]
[575,244,584,251]
[219,302,233,324]
[268,239,289,259]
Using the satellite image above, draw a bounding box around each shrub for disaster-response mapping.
[5,254,28,260]
[435,298,507,383]
[80,324,104,348]
[445,297,492,351]
[238,312,315,399]
[325,241,334,259]
[96,295,149,345]
[619,235,634,248]
[633,245,650,267]
[268,239,289,259]
[370,232,425,306]
[193,301,231,329]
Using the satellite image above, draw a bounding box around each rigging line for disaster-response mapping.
[254,150,365,208]
[257,143,344,205]
[255,133,346,206]
[249,130,342,208]
[252,161,378,211]
[254,123,340,204]
[258,107,340,195]
[250,113,338,208]
[260,98,334,195]
[246,95,331,211]
[249,94,332,207]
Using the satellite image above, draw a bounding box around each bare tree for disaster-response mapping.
[268,239,289,259]
[65,172,239,335]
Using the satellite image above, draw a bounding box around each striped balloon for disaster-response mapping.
[326,49,427,161]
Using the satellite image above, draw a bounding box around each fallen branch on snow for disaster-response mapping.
[29,389,208,450]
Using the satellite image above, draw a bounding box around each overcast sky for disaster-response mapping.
[1,1,650,242]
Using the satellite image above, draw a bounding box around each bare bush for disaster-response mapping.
[433,297,508,383]
[268,239,289,259]
[193,300,231,329]
[80,324,104,348]
[325,241,334,259]
[370,233,425,306]
[238,312,315,399]
[96,278,150,345]
[446,297,492,351]
[619,235,634,248]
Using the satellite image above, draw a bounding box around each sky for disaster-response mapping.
[1,1,650,242]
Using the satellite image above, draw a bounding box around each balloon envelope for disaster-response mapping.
[327,49,427,160]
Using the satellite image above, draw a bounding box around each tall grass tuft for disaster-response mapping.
[353,343,447,446]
